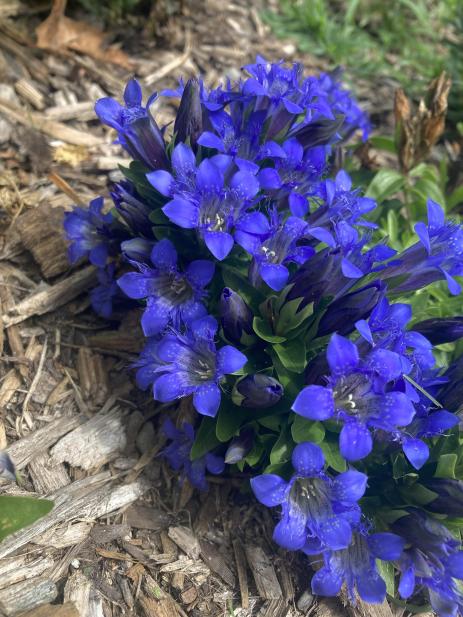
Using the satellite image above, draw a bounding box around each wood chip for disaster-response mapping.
[19,604,80,617]
[124,505,171,531]
[16,206,69,278]
[0,555,54,591]
[0,577,57,616]
[76,347,109,406]
[3,265,98,327]
[28,451,71,494]
[6,414,85,470]
[0,96,103,146]
[245,545,282,601]
[199,539,235,587]
[64,571,104,617]
[233,538,249,609]
[168,526,200,560]
[50,407,127,470]
[33,521,92,549]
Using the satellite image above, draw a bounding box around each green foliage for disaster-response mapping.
[264,0,459,97]
[0,495,54,543]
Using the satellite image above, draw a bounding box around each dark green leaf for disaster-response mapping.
[273,339,306,373]
[253,317,286,343]
[435,453,458,479]
[291,415,325,444]
[376,559,395,596]
[365,169,404,202]
[0,495,54,542]
[320,439,346,472]
[269,427,292,465]
[190,417,220,460]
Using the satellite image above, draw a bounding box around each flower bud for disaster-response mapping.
[224,429,254,464]
[232,374,283,408]
[110,181,153,237]
[425,478,463,518]
[414,317,463,345]
[219,288,255,345]
[317,282,384,337]
[121,238,154,262]
[174,78,203,149]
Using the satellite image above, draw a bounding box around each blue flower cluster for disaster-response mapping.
[64,58,463,615]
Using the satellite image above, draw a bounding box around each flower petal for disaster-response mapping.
[402,437,429,470]
[171,142,196,175]
[193,383,221,417]
[356,570,386,604]
[196,159,224,192]
[117,272,153,299]
[289,192,309,217]
[94,97,122,129]
[260,263,289,291]
[318,516,352,550]
[89,245,108,268]
[151,238,177,269]
[398,565,415,599]
[163,198,199,229]
[311,568,343,597]
[427,198,445,231]
[153,373,186,402]
[332,470,368,504]
[231,171,260,199]
[339,421,372,461]
[203,231,234,260]
[146,169,175,196]
[250,474,288,507]
[292,385,335,420]
[273,510,307,550]
[186,260,215,287]
[124,79,142,106]
[217,345,247,374]
[197,131,225,151]
[367,533,405,560]
[291,442,325,476]
[141,299,170,336]
[205,453,225,475]
[327,333,359,377]
[258,168,282,190]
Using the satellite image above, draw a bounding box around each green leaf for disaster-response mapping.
[221,265,265,310]
[400,483,438,506]
[216,400,247,442]
[275,298,314,336]
[291,415,325,444]
[376,559,395,596]
[0,495,54,542]
[435,453,458,479]
[369,136,397,153]
[190,417,220,460]
[320,439,346,473]
[245,443,264,467]
[365,169,405,202]
[253,317,286,343]
[269,427,292,465]
[273,339,306,373]
[448,185,463,210]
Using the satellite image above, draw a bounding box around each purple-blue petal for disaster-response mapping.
[250,474,288,507]
[367,533,405,560]
[186,260,215,287]
[94,97,123,130]
[260,263,289,291]
[163,198,199,229]
[402,437,429,470]
[327,333,359,377]
[151,238,177,269]
[339,421,372,461]
[193,383,221,417]
[291,442,325,476]
[291,385,335,420]
[146,169,175,196]
[203,231,234,260]
[124,79,142,106]
[332,470,368,504]
[217,345,247,375]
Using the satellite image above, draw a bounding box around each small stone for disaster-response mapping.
[297,589,314,611]
[282,43,296,56]
[71,559,80,569]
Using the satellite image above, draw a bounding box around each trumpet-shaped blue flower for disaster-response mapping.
[147,144,260,260]
[90,264,120,319]
[117,238,214,336]
[292,334,415,461]
[136,315,247,417]
[95,79,167,169]
[381,199,463,295]
[162,419,224,490]
[237,211,312,291]
[110,180,154,237]
[251,442,367,552]
[393,510,463,617]
[64,197,120,267]
[312,528,405,603]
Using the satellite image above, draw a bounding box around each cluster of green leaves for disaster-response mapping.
[0,495,53,543]
[264,0,460,102]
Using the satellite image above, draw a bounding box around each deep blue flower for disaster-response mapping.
[425,478,463,518]
[147,143,260,260]
[64,197,119,267]
[316,69,371,141]
[224,428,254,464]
[162,419,224,490]
[312,529,405,603]
[393,510,463,617]
[413,317,463,346]
[381,199,463,295]
[136,315,247,417]
[117,238,214,336]
[219,287,255,345]
[110,180,154,237]
[232,374,284,408]
[95,78,168,169]
[292,334,415,461]
[251,442,367,552]
[237,210,313,291]
[90,264,120,319]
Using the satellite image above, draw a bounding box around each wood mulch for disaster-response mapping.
[0,1,407,616]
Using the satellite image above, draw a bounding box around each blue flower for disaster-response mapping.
[219,287,255,345]
[292,334,415,461]
[237,211,313,291]
[381,199,463,295]
[147,143,260,260]
[393,510,463,617]
[63,197,119,267]
[95,78,167,169]
[251,442,367,552]
[162,419,224,490]
[110,180,154,237]
[312,529,405,603]
[90,264,120,318]
[137,315,247,417]
[117,238,214,336]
